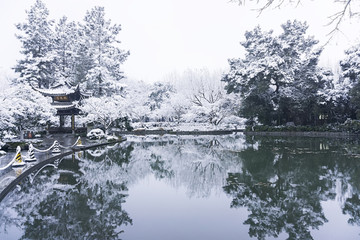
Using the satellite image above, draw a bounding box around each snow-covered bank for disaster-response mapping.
[129,121,245,132]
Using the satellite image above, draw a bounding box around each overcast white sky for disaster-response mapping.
[0,0,360,83]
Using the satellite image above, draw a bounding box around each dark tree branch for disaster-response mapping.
[327,0,352,31]
[231,0,359,42]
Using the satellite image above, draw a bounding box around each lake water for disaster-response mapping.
[1,133,360,239]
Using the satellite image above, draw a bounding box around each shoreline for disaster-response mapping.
[2,129,358,152]
[110,129,359,138]
[244,131,359,138]
[114,129,244,135]
[0,138,125,202]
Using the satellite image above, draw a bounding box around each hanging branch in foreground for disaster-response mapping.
[230,0,359,38]
[230,0,302,10]
[327,0,358,35]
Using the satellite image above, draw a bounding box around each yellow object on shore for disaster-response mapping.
[12,146,25,167]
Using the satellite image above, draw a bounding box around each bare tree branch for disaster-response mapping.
[231,0,360,41]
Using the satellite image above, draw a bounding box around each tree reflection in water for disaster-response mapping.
[224,136,360,240]
[0,135,360,239]
[0,143,134,240]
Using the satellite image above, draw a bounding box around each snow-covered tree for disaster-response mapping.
[8,2,136,138]
[79,95,126,134]
[0,93,16,145]
[184,88,237,125]
[340,43,360,119]
[222,26,280,125]
[11,85,56,131]
[0,83,56,142]
[119,79,152,122]
[317,69,353,123]
[15,0,55,88]
[162,68,243,126]
[341,43,360,84]
[53,16,79,85]
[146,82,174,111]
[79,6,129,96]
[222,20,325,126]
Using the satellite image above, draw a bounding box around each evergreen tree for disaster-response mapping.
[316,70,353,123]
[79,6,129,96]
[222,20,325,126]
[340,43,360,119]
[147,82,174,111]
[53,16,79,85]
[15,0,55,88]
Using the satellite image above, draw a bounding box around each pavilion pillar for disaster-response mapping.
[71,114,75,134]
[60,115,65,128]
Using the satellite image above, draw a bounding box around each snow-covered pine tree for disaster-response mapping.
[15,0,55,88]
[222,20,325,126]
[53,16,79,85]
[340,43,360,119]
[147,82,175,111]
[79,6,129,97]
[276,21,324,125]
[340,43,360,84]
[316,69,353,123]
[222,25,280,125]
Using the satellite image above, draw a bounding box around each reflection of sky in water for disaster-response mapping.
[312,201,359,240]
[122,174,249,240]
[1,134,360,239]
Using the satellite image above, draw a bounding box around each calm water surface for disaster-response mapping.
[1,134,360,240]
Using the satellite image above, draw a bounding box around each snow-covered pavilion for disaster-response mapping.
[33,82,90,133]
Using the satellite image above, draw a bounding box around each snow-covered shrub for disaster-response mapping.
[87,128,106,140]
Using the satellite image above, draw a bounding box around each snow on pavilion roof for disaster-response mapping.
[32,83,77,97]
[51,102,77,110]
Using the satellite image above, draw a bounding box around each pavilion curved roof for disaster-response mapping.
[32,83,91,97]
[32,82,76,96]
[51,102,77,110]
[33,87,76,97]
